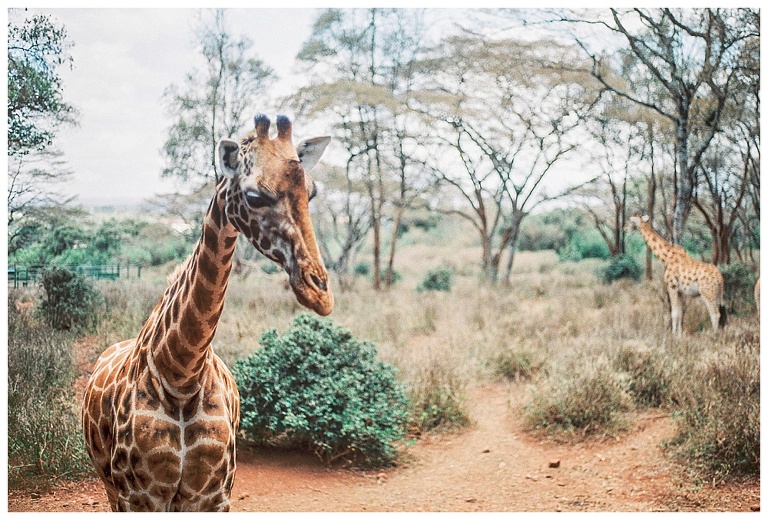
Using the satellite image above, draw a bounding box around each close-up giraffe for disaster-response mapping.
[626,214,726,335]
[80,115,332,511]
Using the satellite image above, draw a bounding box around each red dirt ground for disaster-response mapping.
[7,382,759,513]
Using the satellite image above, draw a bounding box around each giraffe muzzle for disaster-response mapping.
[288,266,334,316]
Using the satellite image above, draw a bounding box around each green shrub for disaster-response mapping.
[720,262,758,315]
[7,292,91,487]
[233,314,410,467]
[600,254,643,284]
[558,230,610,261]
[353,262,370,276]
[417,267,454,292]
[37,267,101,331]
[410,214,440,232]
[379,268,402,286]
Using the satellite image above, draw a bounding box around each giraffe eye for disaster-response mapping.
[244,189,274,209]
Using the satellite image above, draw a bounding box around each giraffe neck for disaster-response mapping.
[137,181,238,397]
[637,220,679,266]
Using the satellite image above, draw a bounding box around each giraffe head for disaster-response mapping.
[217,114,334,316]
[625,214,649,232]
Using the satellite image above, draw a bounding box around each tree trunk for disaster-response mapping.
[371,209,381,290]
[502,212,525,284]
[672,109,693,246]
[384,205,405,288]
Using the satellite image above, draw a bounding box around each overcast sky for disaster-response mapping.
[10,4,683,209]
[19,7,322,207]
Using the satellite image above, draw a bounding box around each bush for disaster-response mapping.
[720,262,758,315]
[494,346,545,382]
[379,268,402,286]
[37,267,101,331]
[524,358,631,437]
[600,254,643,284]
[233,314,410,467]
[353,262,370,276]
[417,267,453,292]
[670,338,760,479]
[408,359,471,433]
[558,230,610,261]
[614,344,672,408]
[7,292,91,487]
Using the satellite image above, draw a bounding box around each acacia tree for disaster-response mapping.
[158,9,276,267]
[7,10,76,157]
[161,9,275,185]
[419,33,596,283]
[311,164,371,287]
[291,8,431,289]
[577,89,674,267]
[566,8,759,246]
[692,143,750,265]
[692,19,759,266]
[7,149,74,233]
[7,10,77,248]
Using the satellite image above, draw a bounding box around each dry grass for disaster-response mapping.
[11,218,757,483]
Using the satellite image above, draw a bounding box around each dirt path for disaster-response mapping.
[7,382,759,512]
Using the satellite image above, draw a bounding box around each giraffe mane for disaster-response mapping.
[167,254,192,286]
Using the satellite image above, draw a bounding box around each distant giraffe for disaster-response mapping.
[626,214,726,335]
[81,115,332,511]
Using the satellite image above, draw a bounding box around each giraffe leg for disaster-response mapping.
[669,288,684,335]
[701,297,721,331]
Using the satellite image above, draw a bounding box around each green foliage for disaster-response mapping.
[353,262,370,276]
[379,268,402,285]
[161,9,275,182]
[409,214,440,232]
[37,267,101,331]
[9,213,188,268]
[233,314,410,467]
[720,262,758,314]
[7,11,75,156]
[599,254,643,284]
[7,291,91,487]
[518,208,582,252]
[558,229,611,261]
[417,267,453,292]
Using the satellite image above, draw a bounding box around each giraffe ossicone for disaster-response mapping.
[626,214,726,335]
[81,115,332,511]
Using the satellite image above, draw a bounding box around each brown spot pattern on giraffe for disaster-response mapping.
[81,115,332,511]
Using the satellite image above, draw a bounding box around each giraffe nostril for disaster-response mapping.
[310,274,327,292]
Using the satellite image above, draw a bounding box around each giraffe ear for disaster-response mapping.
[296,136,331,171]
[217,138,240,179]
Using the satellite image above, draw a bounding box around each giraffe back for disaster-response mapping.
[662,249,724,304]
